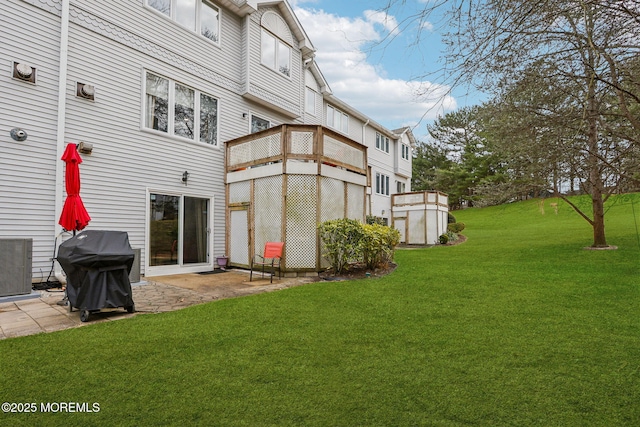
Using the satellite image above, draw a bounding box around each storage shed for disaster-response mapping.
[225,124,367,275]
[392,191,449,245]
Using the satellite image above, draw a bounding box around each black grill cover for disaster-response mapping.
[57,230,135,311]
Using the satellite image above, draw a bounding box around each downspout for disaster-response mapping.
[362,119,371,217]
[361,119,369,142]
[244,14,251,95]
[54,0,71,284]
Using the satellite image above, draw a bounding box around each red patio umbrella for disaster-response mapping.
[59,143,91,232]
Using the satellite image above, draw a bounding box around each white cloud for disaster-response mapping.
[363,9,400,36]
[293,5,455,136]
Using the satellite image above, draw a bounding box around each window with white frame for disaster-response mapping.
[375,172,390,196]
[250,115,270,133]
[327,105,349,134]
[144,72,218,146]
[401,143,410,160]
[305,87,316,116]
[376,132,390,153]
[147,0,220,43]
[261,29,291,77]
[396,180,406,193]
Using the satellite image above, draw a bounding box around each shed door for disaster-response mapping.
[230,208,249,266]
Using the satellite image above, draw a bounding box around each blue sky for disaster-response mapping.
[290,0,485,140]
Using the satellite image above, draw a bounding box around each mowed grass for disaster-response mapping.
[1,194,639,426]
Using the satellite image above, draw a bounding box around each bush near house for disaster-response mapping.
[318,219,400,273]
[365,215,386,225]
[448,222,466,233]
[361,223,400,269]
[318,218,364,274]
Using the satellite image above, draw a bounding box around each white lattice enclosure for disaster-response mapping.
[347,182,365,220]
[320,177,345,223]
[225,125,367,274]
[254,176,283,258]
[285,175,317,269]
[392,191,449,245]
[290,131,314,155]
[230,210,249,265]
[228,131,282,169]
[228,181,250,204]
[323,135,365,170]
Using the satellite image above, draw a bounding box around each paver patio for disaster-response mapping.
[0,270,317,340]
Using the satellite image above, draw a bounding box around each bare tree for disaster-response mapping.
[381,0,640,247]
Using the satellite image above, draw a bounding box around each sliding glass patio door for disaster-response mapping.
[149,193,212,272]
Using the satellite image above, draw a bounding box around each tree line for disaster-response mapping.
[393,0,640,247]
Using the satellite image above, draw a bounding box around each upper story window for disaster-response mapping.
[396,181,406,193]
[147,0,220,43]
[251,114,270,133]
[260,12,294,78]
[327,105,349,134]
[401,143,410,160]
[144,71,219,146]
[261,29,291,77]
[376,172,390,196]
[376,132,390,153]
[305,87,316,116]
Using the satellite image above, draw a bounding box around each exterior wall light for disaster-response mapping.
[77,141,93,154]
[182,171,190,185]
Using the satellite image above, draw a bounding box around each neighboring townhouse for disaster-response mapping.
[0,0,412,288]
[319,94,414,225]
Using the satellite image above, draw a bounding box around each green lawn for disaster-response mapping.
[1,194,639,426]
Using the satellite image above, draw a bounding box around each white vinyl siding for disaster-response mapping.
[0,0,61,276]
[247,7,301,117]
[60,23,229,277]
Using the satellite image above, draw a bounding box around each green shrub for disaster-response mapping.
[439,234,449,244]
[318,219,400,273]
[447,222,466,233]
[446,231,459,242]
[448,212,457,223]
[361,223,401,269]
[318,218,364,273]
[365,215,386,225]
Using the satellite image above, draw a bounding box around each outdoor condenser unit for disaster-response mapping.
[129,248,141,283]
[0,239,33,297]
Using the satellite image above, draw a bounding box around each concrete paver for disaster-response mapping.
[0,270,317,340]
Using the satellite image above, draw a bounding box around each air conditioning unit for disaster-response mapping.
[0,239,33,297]
[129,248,141,283]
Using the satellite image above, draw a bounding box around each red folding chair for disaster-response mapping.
[250,242,284,283]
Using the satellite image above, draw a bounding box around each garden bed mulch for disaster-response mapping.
[398,233,467,248]
[318,262,397,281]
[317,235,467,281]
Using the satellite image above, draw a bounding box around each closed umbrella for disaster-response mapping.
[59,143,91,232]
